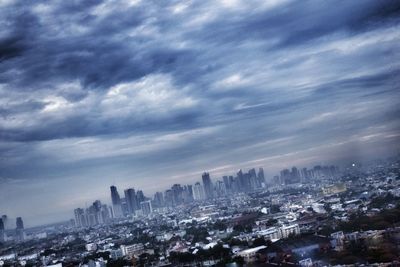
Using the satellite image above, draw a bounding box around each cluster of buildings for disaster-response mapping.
[1,158,400,266]
[0,216,26,243]
[73,186,153,228]
[274,165,340,185]
[73,167,266,226]
[74,200,111,228]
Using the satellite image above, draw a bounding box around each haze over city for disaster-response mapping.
[1,0,400,227]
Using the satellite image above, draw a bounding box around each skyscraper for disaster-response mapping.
[110,185,123,218]
[229,176,237,193]
[74,208,87,228]
[171,184,183,205]
[291,167,300,184]
[16,217,24,229]
[258,167,266,187]
[193,182,205,201]
[153,192,164,208]
[223,176,230,193]
[140,200,153,216]
[249,168,258,190]
[202,172,214,199]
[0,218,5,242]
[237,169,251,192]
[1,215,7,230]
[184,185,194,203]
[124,188,137,214]
[215,180,227,197]
[100,204,111,223]
[164,189,174,207]
[15,217,25,242]
[280,169,291,185]
[136,190,145,204]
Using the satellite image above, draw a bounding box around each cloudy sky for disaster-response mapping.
[0,0,399,227]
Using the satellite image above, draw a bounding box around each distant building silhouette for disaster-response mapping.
[124,188,138,214]
[74,208,87,228]
[140,200,152,216]
[202,172,214,199]
[0,218,5,242]
[110,185,123,218]
[1,215,7,230]
[15,217,25,242]
[193,182,205,200]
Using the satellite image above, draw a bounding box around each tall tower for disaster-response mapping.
[74,208,87,228]
[140,200,153,216]
[124,188,137,214]
[193,182,205,200]
[258,167,266,187]
[16,217,24,229]
[0,218,5,242]
[110,185,123,218]
[1,215,7,230]
[15,217,25,242]
[202,172,213,199]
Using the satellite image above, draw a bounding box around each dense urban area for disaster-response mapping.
[1,156,400,267]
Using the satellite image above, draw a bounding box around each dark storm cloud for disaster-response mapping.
[185,0,400,48]
[0,36,25,61]
[0,0,400,226]
[0,0,192,91]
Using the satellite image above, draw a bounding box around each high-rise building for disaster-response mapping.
[215,180,227,197]
[185,185,194,203]
[258,167,266,187]
[280,169,291,185]
[301,168,308,183]
[124,188,137,214]
[181,185,193,203]
[237,169,251,192]
[153,192,164,208]
[223,176,230,193]
[229,176,237,193]
[140,200,153,216]
[110,185,123,218]
[136,190,145,204]
[193,182,205,200]
[0,218,5,242]
[88,200,110,226]
[171,184,183,206]
[1,215,7,230]
[121,198,129,216]
[164,189,174,207]
[291,167,300,184]
[100,204,111,223]
[16,217,24,229]
[75,200,110,228]
[74,208,86,228]
[249,168,258,190]
[15,217,25,242]
[202,172,214,199]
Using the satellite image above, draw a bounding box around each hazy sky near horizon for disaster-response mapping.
[0,0,400,227]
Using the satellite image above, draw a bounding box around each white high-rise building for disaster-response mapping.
[193,182,205,200]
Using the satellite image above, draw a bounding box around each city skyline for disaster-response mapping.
[1,0,400,227]
[2,161,344,228]
[0,159,368,229]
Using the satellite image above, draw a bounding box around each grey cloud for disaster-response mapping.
[0,0,399,226]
